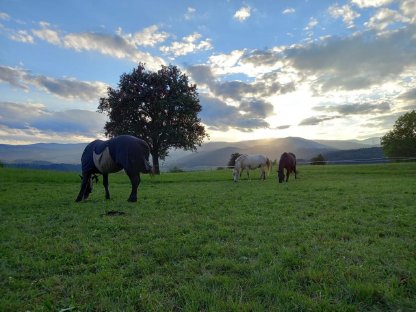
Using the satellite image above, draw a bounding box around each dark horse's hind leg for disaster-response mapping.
[103,173,110,199]
[126,172,140,202]
[75,174,90,202]
[286,169,290,182]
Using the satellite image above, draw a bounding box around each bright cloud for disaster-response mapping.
[117,25,169,47]
[328,4,360,28]
[160,32,213,57]
[282,8,295,14]
[234,6,251,22]
[304,17,318,30]
[32,23,61,45]
[28,23,166,70]
[365,8,410,31]
[351,0,394,8]
[10,30,34,43]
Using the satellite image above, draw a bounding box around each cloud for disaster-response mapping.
[117,25,169,47]
[364,8,410,31]
[398,88,416,102]
[0,65,107,101]
[0,101,107,139]
[32,25,61,45]
[400,0,416,23]
[0,12,10,20]
[160,32,213,57]
[282,8,295,15]
[284,25,416,92]
[276,125,291,130]
[28,23,166,70]
[234,6,251,22]
[351,0,393,8]
[328,4,360,28]
[63,32,165,68]
[304,17,318,30]
[0,65,28,89]
[10,30,34,43]
[314,102,391,115]
[299,115,341,126]
[187,64,295,101]
[185,7,196,20]
[199,94,270,131]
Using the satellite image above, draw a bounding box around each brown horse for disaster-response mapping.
[278,152,297,183]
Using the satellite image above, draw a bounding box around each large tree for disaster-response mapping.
[381,110,416,158]
[98,63,208,174]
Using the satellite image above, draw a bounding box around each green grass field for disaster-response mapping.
[1,163,416,311]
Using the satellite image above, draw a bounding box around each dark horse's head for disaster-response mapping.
[79,174,98,199]
[278,169,285,183]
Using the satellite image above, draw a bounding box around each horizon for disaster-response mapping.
[1,1,415,145]
[0,135,381,147]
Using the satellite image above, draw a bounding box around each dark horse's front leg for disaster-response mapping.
[126,172,140,202]
[103,173,110,199]
[75,173,91,202]
[286,169,290,182]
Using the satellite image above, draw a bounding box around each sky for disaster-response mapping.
[0,0,415,144]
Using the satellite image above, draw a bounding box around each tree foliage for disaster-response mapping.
[98,63,208,173]
[310,154,326,165]
[381,110,416,158]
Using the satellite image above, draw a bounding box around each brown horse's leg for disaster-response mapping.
[127,172,140,202]
[103,173,110,199]
[286,169,290,182]
[75,174,90,202]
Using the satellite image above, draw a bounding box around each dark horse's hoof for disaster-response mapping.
[75,197,82,202]
[127,197,137,202]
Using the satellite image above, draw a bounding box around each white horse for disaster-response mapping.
[233,154,272,182]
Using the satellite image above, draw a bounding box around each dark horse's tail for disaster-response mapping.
[266,158,272,174]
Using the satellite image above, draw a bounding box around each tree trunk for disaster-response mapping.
[151,150,160,175]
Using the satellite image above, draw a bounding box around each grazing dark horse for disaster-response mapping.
[76,135,153,202]
[278,152,297,183]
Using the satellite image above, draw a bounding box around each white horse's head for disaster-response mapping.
[232,154,246,182]
[233,166,239,182]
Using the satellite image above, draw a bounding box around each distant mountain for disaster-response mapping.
[0,136,381,171]
[315,137,380,150]
[323,147,385,164]
[5,161,81,172]
[0,143,86,164]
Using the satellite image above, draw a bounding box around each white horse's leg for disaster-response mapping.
[260,166,265,180]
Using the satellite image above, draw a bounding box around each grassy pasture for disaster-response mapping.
[1,163,415,311]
